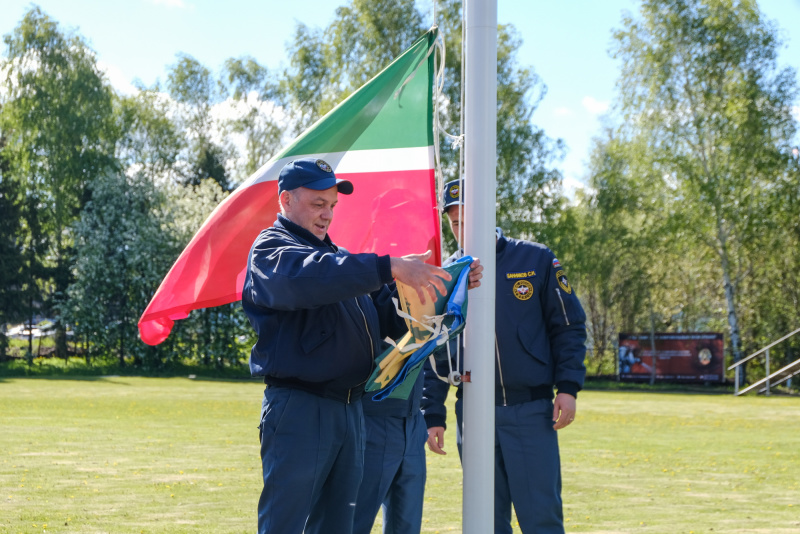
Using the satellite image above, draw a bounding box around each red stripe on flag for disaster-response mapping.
[332,169,440,263]
[138,169,440,346]
[138,181,279,345]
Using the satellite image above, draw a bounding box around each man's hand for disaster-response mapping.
[467,258,483,290]
[552,392,577,430]
[427,426,447,455]
[390,251,451,304]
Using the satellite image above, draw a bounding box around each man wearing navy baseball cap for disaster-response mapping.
[423,177,587,534]
[242,158,483,534]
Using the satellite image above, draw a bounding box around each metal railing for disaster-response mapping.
[728,327,800,396]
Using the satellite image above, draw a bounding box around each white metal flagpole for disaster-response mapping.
[462,0,497,532]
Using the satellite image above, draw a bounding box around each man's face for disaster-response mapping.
[446,206,463,244]
[281,186,339,240]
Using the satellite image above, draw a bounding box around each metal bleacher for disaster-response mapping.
[728,327,800,396]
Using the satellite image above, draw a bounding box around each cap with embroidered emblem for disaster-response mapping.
[441,179,464,213]
[278,158,354,194]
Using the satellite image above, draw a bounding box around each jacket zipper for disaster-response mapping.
[354,297,375,403]
[495,334,507,406]
[341,298,374,405]
[555,288,570,325]
[354,297,375,360]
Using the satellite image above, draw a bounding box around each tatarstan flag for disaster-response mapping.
[138,29,441,345]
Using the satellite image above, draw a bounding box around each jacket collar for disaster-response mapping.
[275,213,337,250]
[495,227,507,255]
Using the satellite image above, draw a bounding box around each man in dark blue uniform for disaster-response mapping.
[242,157,460,534]
[423,179,587,534]
[353,205,483,533]
[353,371,427,534]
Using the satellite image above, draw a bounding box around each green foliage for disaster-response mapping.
[432,0,567,243]
[0,135,25,358]
[610,0,799,366]
[114,89,184,181]
[65,171,178,366]
[220,57,283,180]
[280,0,425,133]
[165,54,230,190]
[565,0,800,374]
[0,6,117,357]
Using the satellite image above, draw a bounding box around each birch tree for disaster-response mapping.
[611,0,798,375]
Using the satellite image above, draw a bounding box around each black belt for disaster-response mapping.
[498,386,554,406]
[264,376,364,404]
[455,385,553,406]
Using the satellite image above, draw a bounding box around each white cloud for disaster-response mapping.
[209,93,292,185]
[561,174,588,204]
[97,60,138,96]
[792,105,800,122]
[582,96,609,116]
[553,107,573,117]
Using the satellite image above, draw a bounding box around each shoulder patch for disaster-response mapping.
[552,258,561,269]
[556,270,572,294]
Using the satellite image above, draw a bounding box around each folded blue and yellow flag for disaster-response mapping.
[366,255,473,400]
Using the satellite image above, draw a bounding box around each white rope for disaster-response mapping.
[453,1,467,386]
[389,297,454,351]
[394,34,438,102]
[432,31,446,220]
[427,3,468,387]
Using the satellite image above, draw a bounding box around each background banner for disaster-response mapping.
[618,332,725,383]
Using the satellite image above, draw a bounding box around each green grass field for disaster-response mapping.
[1,377,798,533]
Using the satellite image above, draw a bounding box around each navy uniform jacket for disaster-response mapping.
[242,214,406,401]
[423,230,587,429]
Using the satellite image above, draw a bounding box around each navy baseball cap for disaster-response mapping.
[441,179,464,213]
[278,158,354,195]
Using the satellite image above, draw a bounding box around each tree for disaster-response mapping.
[166,54,230,190]
[0,6,117,358]
[739,148,800,370]
[220,57,284,183]
[115,89,184,183]
[66,171,176,366]
[611,0,799,375]
[0,132,25,359]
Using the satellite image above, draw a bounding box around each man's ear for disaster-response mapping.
[279,189,292,212]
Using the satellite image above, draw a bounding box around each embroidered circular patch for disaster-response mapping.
[556,270,572,294]
[513,280,533,300]
[448,182,460,200]
[316,159,332,173]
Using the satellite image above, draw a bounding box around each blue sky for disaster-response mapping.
[3,0,799,195]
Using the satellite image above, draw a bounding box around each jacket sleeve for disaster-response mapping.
[540,249,587,397]
[244,232,393,311]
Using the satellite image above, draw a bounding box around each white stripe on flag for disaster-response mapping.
[242,146,434,188]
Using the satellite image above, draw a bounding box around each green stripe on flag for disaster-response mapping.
[280,29,436,157]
